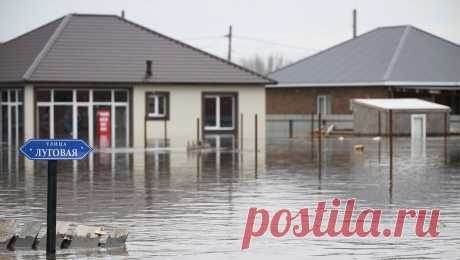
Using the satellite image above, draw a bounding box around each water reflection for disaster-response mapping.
[0,136,459,259]
[411,138,426,159]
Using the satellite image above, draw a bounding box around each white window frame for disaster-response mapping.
[204,95,235,131]
[146,94,167,118]
[317,95,330,115]
[36,89,129,148]
[0,89,23,147]
[204,134,237,171]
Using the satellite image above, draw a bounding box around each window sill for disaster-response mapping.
[145,116,169,121]
[204,127,235,131]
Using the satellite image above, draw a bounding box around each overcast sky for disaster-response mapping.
[1,0,459,64]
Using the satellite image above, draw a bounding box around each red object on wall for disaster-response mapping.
[97,109,111,148]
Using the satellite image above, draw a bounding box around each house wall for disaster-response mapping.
[266,86,389,114]
[24,85,34,141]
[132,85,266,149]
[394,89,460,115]
[352,103,449,136]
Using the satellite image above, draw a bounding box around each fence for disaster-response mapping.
[267,114,460,138]
[266,114,353,138]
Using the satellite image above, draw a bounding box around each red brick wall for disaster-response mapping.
[266,87,389,114]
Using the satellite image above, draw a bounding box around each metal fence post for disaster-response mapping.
[311,113,314,139]
[240,113,244,150]
[196,118,200,143]
[389,109,393,174]
[255,114,258,171]
[318,113,322,168]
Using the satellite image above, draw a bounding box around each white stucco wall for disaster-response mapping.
[132,85,266,149]
[23,85,35,141]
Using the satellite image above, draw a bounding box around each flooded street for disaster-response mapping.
[1,137,460,259]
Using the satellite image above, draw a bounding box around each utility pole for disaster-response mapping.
[353,9,357,38]
[225,25,232,61]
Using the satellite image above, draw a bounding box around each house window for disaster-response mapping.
[317,95,331,114]
[146,92,169,119]
[1,89,24,147]
[36,89,130,148]
[203,94,236,131]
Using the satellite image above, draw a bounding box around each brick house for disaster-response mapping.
[266,25,460,136]
[267,87,388,115]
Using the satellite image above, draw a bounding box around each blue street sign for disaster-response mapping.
[20,139,93,160]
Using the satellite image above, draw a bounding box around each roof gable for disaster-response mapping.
[270,25,460,86]
[0,14,272,84]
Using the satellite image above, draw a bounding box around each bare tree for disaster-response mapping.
[239,53,290,75]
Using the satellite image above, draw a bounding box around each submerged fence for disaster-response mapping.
[267,114,460,138]
[266,114,353,138]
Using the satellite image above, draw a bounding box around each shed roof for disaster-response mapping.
[270,26,460,88]
[0,14,273,85]
[352,98,451,112]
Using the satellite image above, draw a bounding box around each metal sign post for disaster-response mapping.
[47,159,57,255]
[20,139,92,256]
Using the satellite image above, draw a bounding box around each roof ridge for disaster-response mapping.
[379,25,460,48]
[72,13,119,18]
[269,27,381,76]
[383,26,410,80]
[115,16,275,84]
[23,14,73,80]
[375,24,412,30]
[408,25,460,49]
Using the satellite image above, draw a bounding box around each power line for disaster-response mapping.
[182,34,315,51]
[180,36,225,41]
[233,35,316,51]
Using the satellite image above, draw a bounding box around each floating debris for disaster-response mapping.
[70,225,105,248]
[338,136,345,141]
[1,220,128,252]
[372,136,382,141]
[353,144,364,151]
[0,219,15,250]
[187,140,212,152]
[104,228,129,248]
[13,221,42,250]
[38,221,73,249]
[326,124,335,136]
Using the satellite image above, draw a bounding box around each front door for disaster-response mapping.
[411,114,426,139]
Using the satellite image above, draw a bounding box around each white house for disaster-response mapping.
[0,13,273,149]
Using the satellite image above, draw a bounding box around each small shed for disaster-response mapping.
[352,98,450,136]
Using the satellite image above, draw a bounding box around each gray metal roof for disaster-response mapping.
[270,25,460,87]
[0,17,63,82]
[0,14,273,85]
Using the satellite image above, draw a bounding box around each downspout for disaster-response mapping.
[388,86,394,98]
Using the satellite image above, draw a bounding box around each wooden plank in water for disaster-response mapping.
[0,219,16,250]
[14,221,42,249]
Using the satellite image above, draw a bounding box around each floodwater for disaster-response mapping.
[1,136,460,259]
